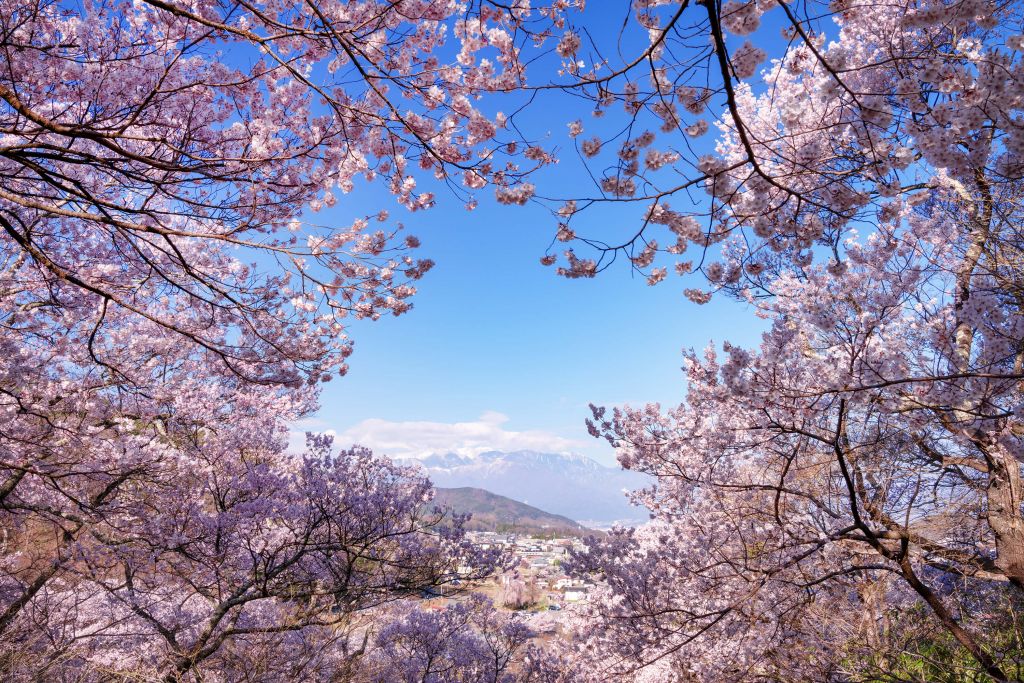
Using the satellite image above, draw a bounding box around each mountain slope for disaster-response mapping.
[412,450,649,527]
[433,487,587,535]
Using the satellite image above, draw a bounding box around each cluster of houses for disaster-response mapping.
[467,531,598,607]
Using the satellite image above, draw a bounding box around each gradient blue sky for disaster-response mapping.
[300,8,782,466]
[307,183,765,466]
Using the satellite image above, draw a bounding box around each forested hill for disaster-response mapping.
[432,487,589,536]
[409,450,649,526]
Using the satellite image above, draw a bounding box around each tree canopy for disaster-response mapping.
[2,0,1024,680]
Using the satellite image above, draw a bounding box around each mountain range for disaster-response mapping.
[406,450,650,527]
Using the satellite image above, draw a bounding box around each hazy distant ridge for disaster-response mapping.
[406,449,649,527]
[433,487,588,535]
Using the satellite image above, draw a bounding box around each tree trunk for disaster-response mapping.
[988,450,1024,591]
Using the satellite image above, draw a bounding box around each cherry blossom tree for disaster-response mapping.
[0,0,574,678]
[530,0,1024,294]
[7,0,1024,678]
[0,0,586,387]
[499,573,540,611]
[535,0,1024,680]
[0,394,502,681]
[364,595,534,683]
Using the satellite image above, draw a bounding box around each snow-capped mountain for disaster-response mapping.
[405,450,650,527]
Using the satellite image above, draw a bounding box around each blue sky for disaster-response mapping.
[297,6,782,466]
[307,175,765,466]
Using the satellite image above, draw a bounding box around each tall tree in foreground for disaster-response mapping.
[6,0,1024,678]
[0,0,579,386]
[532,0,1024,679]
[529,0,1024,680]
[0,0,574,679]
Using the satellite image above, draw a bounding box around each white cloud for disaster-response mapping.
[295,411,585,460]
[286,418,337,453]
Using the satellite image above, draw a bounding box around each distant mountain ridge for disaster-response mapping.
[433,487,588,536]
[405,449,649,527]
